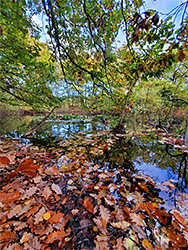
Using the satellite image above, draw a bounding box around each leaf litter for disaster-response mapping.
[0,130,188,250]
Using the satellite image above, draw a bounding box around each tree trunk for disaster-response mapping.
[185,112,188,147]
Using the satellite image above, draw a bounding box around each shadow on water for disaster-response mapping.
[0,114,187,198]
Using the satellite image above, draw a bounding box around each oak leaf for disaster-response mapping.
[0,231,16,243]
[48,211,64,224]
[34,206,46,225]
[5,243,23,250]
[93,217,108,235]
[99,205,110,224]
[111,221,130,231]
[20,232,33,244]
[46,228,71,243]
[94,235,109,250]
[42,186,52,200]
[20,204,41,219]
[23,237,42,250]
[0,190,21,203]
[51,183,62,195]
[130,213,146,227]
[8,204,22,219]
[21,187,38,200]
[16,159,40,177]
[113,238,124,250]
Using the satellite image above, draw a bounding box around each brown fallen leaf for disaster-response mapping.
[173,210,187,227]
[99,205,110,225]
[20,204,41,219]
[0,231,16,243]
[94,235,109,250]
[84,197,94,213]
[21,187,38,200]
[8,204,22,219]
[130,213,146,227]
[42,186,52,200]
[23,236,42,250]
[20,232,33,244]
[46,228,71,243]
[111,221,130,231]
[113,238,124,250]
[0,155,10,165]
[5,243,23,250]
[16,159,40,177]
[0,190,21,203]
[51,183,62,195]
[48,211,64,224]
[34,206,46,225]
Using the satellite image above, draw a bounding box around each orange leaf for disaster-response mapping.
[16,159,40,177]
[84,198,94,213]
[46,228,71,243]
[48,211,64,224]
[0,231,16,243]
[142,239,154,250]
[173,211,187,227]
[0,156,10,165]
[0,190,21,203]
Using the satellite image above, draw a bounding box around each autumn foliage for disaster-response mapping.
[0,130,188,250]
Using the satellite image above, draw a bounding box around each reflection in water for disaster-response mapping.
[0,115,187,196]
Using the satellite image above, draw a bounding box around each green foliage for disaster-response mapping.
[1,0,188,114]
[0,0,61,110]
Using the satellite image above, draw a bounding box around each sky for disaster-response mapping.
[116,0,185,47]
[33,0,185,44]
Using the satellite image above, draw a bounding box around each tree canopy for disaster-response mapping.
[0,0,188,111]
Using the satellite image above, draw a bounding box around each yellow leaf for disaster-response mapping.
[142,239,154,250]
[43,212,51,220]
[60,165,68,169]
[183,50,188,60]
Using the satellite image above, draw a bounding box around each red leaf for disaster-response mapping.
[83,198,94,213]
[16,159,40,177]
[46,228,71,243]
[0,156,10,165]
[0,190,21,203]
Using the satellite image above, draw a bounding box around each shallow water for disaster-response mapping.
[0,114,187,197]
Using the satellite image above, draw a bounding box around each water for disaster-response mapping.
[0,114,187,196]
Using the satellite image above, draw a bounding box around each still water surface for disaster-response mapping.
[0,114,187,199]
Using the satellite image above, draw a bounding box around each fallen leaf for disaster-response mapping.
[113,238,124,250]
[111,221,130,231]
[142,239,154,250]
[43,212,51,220]
[51,183,62,195]
[42,186,52,200]
[100,205,110,224]
[46,228,71,243]
[48,211,64,224]
[173,210,187,227]
[20,232,33,244]
[0,190,21,203]
[21,187,38,200]
[8,204,22,219]
[0,156,10,165]
[94,235,109,250]
[130,213,146,227]
[34,207,46,225]
[84,197,94,213]
[0,231,16,243]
